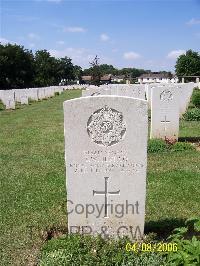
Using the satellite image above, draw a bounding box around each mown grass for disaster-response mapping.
[0,90,200,265]
[179,119,200,138]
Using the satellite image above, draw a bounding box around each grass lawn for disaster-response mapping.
[0,90,199,265]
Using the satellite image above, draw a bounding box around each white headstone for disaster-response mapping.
[20,95,29,105]
[38,88,45,100]
[82,85,145,100]
[116,85,145,100]
[1,90,15,109]
[150,86,180,141]
[145,84,160,109]
[82,87,111,97]
[177,83,195,115]
[6,99,15,109]
[28,88,39,101]
[64,96,148,240]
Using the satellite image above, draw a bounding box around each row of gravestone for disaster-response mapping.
[82,83,197,141]
[0,85,87,110]
[63,82,197,240]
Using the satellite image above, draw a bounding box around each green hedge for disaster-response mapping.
[183,108,200,121]
[0,100,5,110]
[191,88,200,108]
[166,217,200,265]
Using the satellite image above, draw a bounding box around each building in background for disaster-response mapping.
[111,75,125,83]
[138,73,178,84]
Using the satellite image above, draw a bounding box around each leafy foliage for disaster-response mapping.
[82,64,151,80]
[166,217,200,266]
[183,108,200,121]
[148,139,169,153]
[183,88,200,121]
[191,88,200,108]
[0,43,35,89]
[83,64,118,76]
[39,234,166,266]
[34,50,58,87]
[0,43,81,89]
[34,50,76,87]
[175,50,200,79]
[0,100,5,110]
[39,218,200,266]
[89,55,101,86]
[170,142,195,152]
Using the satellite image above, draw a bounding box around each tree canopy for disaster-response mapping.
[89,55,101,86]
[175,50,200,78]
[0,44,35,89]
[0,43,81,89]
[2,43,197,89]
[82,64,148,79]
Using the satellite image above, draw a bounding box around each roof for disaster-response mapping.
[100,74,112,81]
[81,76,92,81]
[81,74,112,81]
[139,73,172,79]
[111,75,125,79]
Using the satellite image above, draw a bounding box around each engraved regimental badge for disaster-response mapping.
[87,105,126,147]
[160,90,173,101]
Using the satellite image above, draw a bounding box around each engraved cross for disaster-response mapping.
[93,177,120,218]
[161,115,170,132]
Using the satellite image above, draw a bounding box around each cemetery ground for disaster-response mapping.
[0,90,200,265]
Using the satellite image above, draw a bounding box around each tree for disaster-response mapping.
[98,64,118,75]
[73,65,82,80]
[82,64,118,76]
[34,50,59,86]
[0,43,35,89]
[89,55,102,86]
[0,44,82,88]
[34,52,78,86]
[56,57,76,83]
[119,68,147,79]
[175,50,200,79]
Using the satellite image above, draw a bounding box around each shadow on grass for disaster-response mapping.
[178,137,200,143]
[145,218,186,240]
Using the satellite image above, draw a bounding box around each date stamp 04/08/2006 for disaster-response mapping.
[126,242,178,253]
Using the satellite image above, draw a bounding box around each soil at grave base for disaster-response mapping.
[39,225,173,243]
[18,226,68,266]
[196,145,200,151]
[40,225,68,241]
[192,142,200,151]
[164,138,200,151]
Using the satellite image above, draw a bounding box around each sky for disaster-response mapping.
[1,0,200,72]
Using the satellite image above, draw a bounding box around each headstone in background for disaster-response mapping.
[178,83,195,115]
[27,88,39,101]
[20,95,29,105]
[6,98,15,109]
[82,87,110,97]
[82,85,146,100]
[0,90,16,109]
[134,85,146,100]
[150,86,179,141]
[145,84,155,109]
[124,85,146,100]
[38,88,46,100]
[64,96,148,240]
